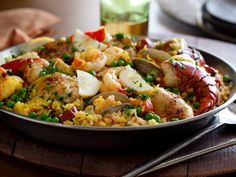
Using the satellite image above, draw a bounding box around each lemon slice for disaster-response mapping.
[76,70,101,98]
[119,65,154,94]
[26,37,55,51]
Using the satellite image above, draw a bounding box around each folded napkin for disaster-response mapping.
[0,8,60,50]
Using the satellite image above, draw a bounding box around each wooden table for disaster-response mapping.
[1,0,236,177]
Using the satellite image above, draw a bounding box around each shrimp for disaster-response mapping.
[100,67,123,92]
[72,48,107,71]
[1,58,49,84]
[30,72,80,103]
[0,67,23,101]
[151,87,194,120]
[160,59,218,115]
[104,46,131,66]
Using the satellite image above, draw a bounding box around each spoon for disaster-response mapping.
[122,102,236,177]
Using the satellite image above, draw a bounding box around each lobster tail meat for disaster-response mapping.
[161,60,219,115]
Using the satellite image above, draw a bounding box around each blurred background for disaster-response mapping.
[0,0,235,46]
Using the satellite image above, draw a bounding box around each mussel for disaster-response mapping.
[100,103,131,116]
[132,58,161,75]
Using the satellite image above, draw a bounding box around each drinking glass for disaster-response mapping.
[100,0,150,35]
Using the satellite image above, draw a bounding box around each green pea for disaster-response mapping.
[45,117,53,122]
[111,60,119,67]
[144,112,161,123]
[19,88,27,94]
[223,74,231,83]
[39,71,47,77]
[136,107,142,116]
[71,47,78,52]
[144,74,154,83]
[115,33,124,40]
[118,59,126,66]
[11,93,18,101]
[153,114,161,123]
[88,70,96,76]
[171,118,179,122]
[52,117,60,123]
[6,101,15,108]
[144,112,155,120]
[193,102,200,109]
[62,53,71,60]
[28,112,37,118]
[0,101,4,107]
[40,113,49,120]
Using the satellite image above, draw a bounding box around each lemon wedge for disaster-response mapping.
[119,65,154,94]
[76,70,101,98]
[26,37,55,51]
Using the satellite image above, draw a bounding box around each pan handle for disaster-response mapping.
[121,121,224,177]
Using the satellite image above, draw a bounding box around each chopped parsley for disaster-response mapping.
[39,62,58,77]
[137,93,150,100]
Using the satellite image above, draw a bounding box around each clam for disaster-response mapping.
[132,58,161,75]
[89,91,131,116]
[147,48,171,62]
[90,91,130,103]
[100,103,131,116]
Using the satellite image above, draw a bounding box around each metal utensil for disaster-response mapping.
[122,103,236,177]
[139,138,236,176]
[139,105,236,176]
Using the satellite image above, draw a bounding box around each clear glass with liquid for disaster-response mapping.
[100,0,150,35]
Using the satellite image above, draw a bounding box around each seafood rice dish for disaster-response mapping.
[0,27,232,127]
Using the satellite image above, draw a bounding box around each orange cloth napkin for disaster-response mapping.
[0,8,60,50]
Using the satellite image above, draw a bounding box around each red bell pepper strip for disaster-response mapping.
[85,27,106,42]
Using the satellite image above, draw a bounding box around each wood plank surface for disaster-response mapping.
[0,121,17,155]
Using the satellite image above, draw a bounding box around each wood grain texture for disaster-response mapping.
[0,116,17,155]
[42,145,83,176]
[0,152,68,177]
[13,135,44,165]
